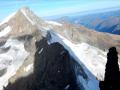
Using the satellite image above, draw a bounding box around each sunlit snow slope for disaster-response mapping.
[47,31,109,90]
[0,39,29,90]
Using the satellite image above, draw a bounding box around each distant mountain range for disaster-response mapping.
[0,7,120,90]
[55,9,120,35]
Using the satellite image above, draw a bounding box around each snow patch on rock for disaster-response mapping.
[45,21,62,26]
[0,12,16,26]
[24,64,33,72]
[0,26,11,37]
[0,39,29,90]
[38,48,43,54]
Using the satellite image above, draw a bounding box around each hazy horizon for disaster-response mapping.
[0,0,120,21]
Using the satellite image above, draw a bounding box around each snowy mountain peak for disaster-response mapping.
[20,8,35,25]
[20,7,45,25]
[0,7,46,38]
[20,7,30,12]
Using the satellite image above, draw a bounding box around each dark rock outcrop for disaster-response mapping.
[99,47,120,90]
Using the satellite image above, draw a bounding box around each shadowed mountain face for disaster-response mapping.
[4,38,86,90]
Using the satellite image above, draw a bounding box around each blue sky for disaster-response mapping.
[0,0,120,21]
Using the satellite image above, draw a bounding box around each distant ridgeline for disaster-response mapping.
[55,9,120,35]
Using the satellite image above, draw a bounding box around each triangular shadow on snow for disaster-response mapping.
[3,38,87,90]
